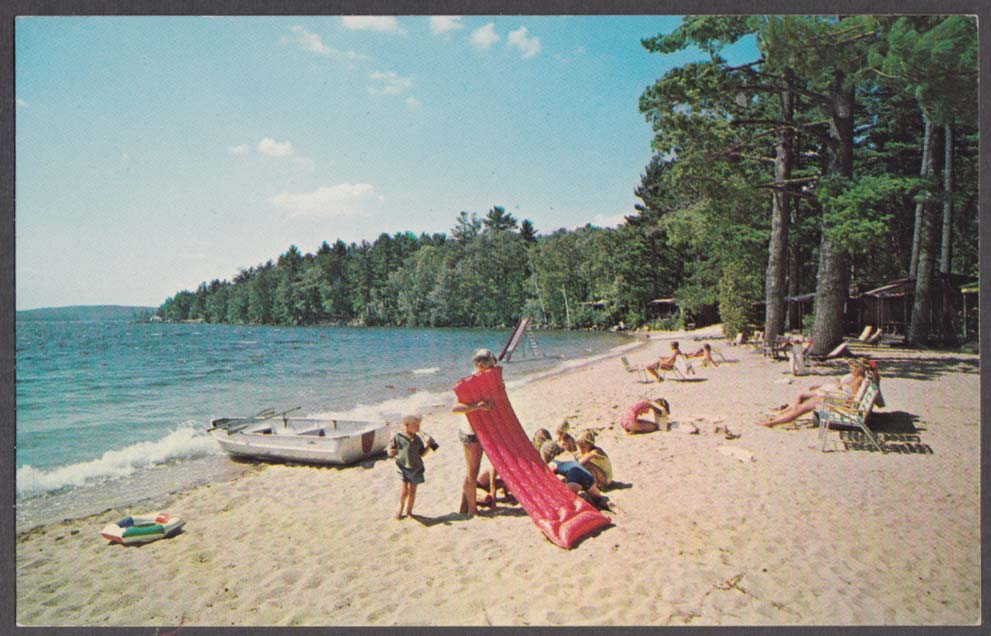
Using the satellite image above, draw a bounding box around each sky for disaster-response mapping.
[15,15,759,310]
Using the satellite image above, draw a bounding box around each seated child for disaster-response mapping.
[619,398,671,434]
[575,430,613,490]
[554,420,577,452]
[539,439,609,508]
[386,414,436,519]
[531,427,552,451]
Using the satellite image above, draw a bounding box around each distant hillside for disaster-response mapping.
[16,305,158,322]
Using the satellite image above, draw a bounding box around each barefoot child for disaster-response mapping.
[387,414,437,519]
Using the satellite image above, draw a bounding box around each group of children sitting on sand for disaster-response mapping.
[386,412,616,519]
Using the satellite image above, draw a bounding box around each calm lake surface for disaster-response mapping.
[15,320,635,530]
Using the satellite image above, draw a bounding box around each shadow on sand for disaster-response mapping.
[837,410,933,454]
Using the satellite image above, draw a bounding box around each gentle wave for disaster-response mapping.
[411,367,440,375]
[310,387,451,424]
[16,424,221,497]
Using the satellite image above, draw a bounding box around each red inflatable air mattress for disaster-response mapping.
[453,366,611,548]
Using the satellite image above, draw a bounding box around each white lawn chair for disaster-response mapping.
[620,356,650,383]
[813,380,884,452]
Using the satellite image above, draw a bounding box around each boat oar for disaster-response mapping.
[209,407,276,431]
[222,406,302,434]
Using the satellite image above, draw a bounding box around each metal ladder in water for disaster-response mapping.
[523,326,543,358]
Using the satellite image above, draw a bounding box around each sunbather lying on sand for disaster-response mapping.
[685,343,718,367]
[757,358,868,427]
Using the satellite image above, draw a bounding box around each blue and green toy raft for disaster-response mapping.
[100,513,184,545]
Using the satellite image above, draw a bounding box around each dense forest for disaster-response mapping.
[18,305,157,322]
[159,15,978,352]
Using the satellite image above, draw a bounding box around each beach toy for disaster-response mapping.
[100,513,185,545]
[453,366,611,549]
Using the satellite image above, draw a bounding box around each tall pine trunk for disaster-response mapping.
[907,120,940,346]
[787,240,800,328]
[938,120,955,341]
[764,71,796,343]
[810,73,854,356]
[940,120,955,274]
[909,117,933,279]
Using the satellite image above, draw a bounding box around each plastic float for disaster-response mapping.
[100,513,185,545]
[453,366,611,549]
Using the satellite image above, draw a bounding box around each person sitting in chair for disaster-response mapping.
[756,359,868,428]
[646,341,683,382]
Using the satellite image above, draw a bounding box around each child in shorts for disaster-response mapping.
[387,414,437,519]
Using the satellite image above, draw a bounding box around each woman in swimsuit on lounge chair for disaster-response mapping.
[646,341,683,382]
[756,359,867,428]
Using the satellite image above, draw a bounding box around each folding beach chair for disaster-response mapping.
[658,356,694,381]
[857,325,874,342]
[785,342,808,376]
[620,356,650,383]
[865,327,883,346]
[673,356,694,379]
[813,380,884,453]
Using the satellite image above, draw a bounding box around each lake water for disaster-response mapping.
[15,320,636,530]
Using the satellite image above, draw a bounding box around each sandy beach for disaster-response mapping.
[16,326,980,627]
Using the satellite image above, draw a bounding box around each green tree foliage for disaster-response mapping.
[637,14,977,348]
[718,261,763,338]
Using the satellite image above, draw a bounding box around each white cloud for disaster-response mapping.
[588,212,629,229]
[470,23,499,50]
[405,96,422,109]
[230,138,313,168]
[291,25,331,54]
[368,70,413,96]
[508,26,541,59]
[268,183,384,217]
[340,16,405,34]
[16,97,28,108]
[257,137,294,157]
[430,16,464,35]
[288,25,367,61]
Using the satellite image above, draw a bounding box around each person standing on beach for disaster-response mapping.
[386,414,437,519]
[451,348,498,518]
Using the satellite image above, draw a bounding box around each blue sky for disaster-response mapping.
[15,15,758,310]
